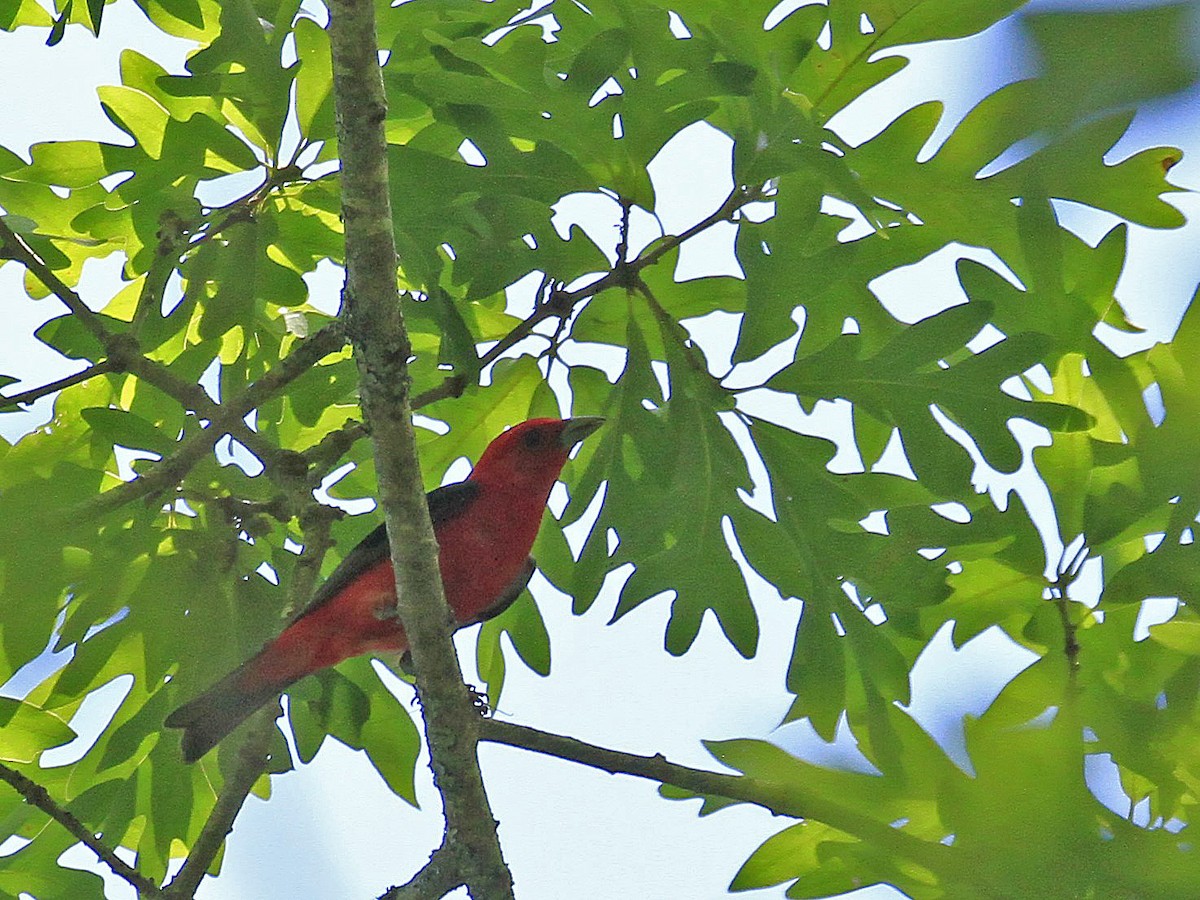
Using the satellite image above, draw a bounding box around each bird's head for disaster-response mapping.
[469,417,604,493]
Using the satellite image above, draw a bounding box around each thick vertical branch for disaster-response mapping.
[325,2,514,898]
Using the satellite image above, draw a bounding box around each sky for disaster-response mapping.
[1,1,1198,899]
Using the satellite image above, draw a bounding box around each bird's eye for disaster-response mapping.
[522,429,544,449]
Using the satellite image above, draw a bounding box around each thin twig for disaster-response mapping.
[185,171,274,251]
[177,490,292,525]
[633,183,761,271]
[69,322,346,522]
[301,417,370,480]
[0,217,118,350]
[400,183,762,414]
[0,761,164,898]
[164,710,276,899]
[478,718,956,878]
[0,361,115,410]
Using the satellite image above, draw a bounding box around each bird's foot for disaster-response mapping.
[468,685,492,716]
[406,684,493,717]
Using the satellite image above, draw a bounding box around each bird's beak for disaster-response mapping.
[559,416,605,448]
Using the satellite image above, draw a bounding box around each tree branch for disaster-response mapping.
[0,361,115,410]
[0,761,164,898]
[478,718,957,878]
[164,710,276,900]
[67,321,345,522]
[303,183,761,470]
[165,496,341,899]
[377,842,464,900]
[0,217,117,352]
[328,0,514,897]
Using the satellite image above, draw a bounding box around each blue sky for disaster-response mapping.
[1,2,1198,898]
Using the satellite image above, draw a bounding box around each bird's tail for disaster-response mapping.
[165,649,299,763]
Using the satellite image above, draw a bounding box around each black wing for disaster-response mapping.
[295,481,481,619]
[398,554,537,675]
[462,555,536,627]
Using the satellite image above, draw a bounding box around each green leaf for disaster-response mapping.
[1149,618,1200,656]
[0,0,53,28]
[294,15,334,141]
[785,607,847,740]
[731,820,859,894]
[98,85,171,158]
[80,407,176,456]
[567,28,631,94]
[0,698,76,763]
[1024,4,1199,125]
[477,588,551,704]
[342,658,421,806]
[563,314,757,657]
[33,314,114,361]
[46,0,71,45]
[872,0,1026,47]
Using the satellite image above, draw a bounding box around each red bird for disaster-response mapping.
[166,417,603,762]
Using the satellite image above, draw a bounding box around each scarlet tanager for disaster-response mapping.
[166,417,603,762]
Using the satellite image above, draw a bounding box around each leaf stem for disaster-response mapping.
[1050,537,1089,682]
